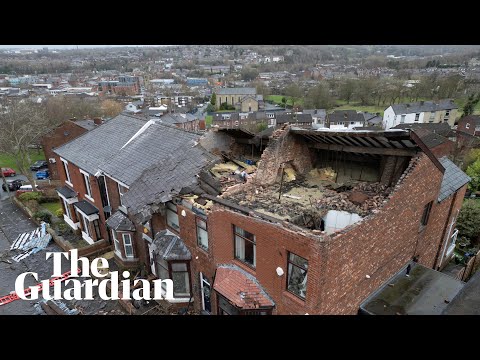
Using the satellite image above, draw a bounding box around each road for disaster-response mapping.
[0,173,28,201]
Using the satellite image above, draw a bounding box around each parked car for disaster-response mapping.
[16,184,40,196]
[1,167,16,177]
[2,179,23,192]
[30,160,48,171]
[35,170,50,180]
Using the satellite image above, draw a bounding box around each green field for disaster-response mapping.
[266,95,304,107]
[0,150,46,171]
[205,115,213,127]
[41,201,62,215]
[333,103,386,115]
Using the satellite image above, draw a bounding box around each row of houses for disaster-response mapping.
[49,112,470,315]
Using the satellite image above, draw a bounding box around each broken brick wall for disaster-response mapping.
[199,130,234,155]
[318,153,464,314]
[379,156,410,185]
[254,126,315,186]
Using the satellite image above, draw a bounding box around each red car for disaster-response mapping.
[1,167,16,177]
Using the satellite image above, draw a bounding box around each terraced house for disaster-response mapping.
[52,113,470,314]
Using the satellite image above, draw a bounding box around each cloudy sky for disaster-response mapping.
[0,45,169,49]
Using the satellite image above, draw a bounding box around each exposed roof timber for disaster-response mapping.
[308,143,417,157]
[291,129,411,139]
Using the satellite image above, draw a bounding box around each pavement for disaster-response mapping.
[0,196,124,315]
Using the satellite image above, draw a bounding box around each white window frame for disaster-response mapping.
[122,233,134,258]
[118,182,125,207]
[446,229,459,257]
[196,217,208,251]
[430,111,435,120]
[200,272,211,313]
[61,158,72,186]
[62,198,72,220]
[400,115,406,124]
[414,113,420,121]
[166,201,180,232]
[80,169,93,201]
[112,230,121,256]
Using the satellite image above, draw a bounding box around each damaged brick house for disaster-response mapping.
[52,112,470,314]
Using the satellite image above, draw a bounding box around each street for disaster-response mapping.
[0,173,28,201]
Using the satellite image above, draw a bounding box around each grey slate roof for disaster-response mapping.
[105,210,135,231]
[327,110,365,124]
[391,99,457,115]
[276,113,313,124]
[413,128,451,149]
[74,119,96,131]
[216,87,256,95]
[99,122,203,186]
[56,186,77,199]
[438,157,471,202]
[303,109,327,121]
[74,200,99,215]
[152,229,191,261]
[54,114,147,175]
[121,138,219,220]
[392,122,452,136]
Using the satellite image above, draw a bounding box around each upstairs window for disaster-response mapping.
[196,217,208,251]
[62,159,71,184]
[234,225,256,268]
[415,113,420,121]
[400,115,406,124]
[166,201,180,231]
[287,252,308,300]
[82,171,92,199]
[420,201,433,227]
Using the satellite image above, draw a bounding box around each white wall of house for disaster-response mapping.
[383,107,427,129]
[329,122,364,130]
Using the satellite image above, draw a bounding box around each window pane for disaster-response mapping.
[172,271,190,297]
[289,253,308,269]
[196,218,207,229]
[235,235,255,267]
[167,209,180,230]
[166,202,176,211]
[124,244,134,257]
[157,260,169,280]
[234,225,255,242]
[287,263,307,299]
[197,226,208,250]
[171,263,187,271]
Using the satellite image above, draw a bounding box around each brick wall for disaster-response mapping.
[457,118,476,136]
[42,121,89,180]
[429,140,456,158]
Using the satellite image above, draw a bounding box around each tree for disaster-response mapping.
[204,103,215,113]
[339,79,357,104]
[466,158,480,192]
[456,200,480,243]
[281,97,287,109]
[0,101,56,186]
[210,92,216,106]
[304,83,333,109]
[284,83,303,109]
[101,100,124,118]
[241,67,259,81]
[462,93,480,117]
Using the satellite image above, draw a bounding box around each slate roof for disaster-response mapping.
[105,210,135,231]
[216,87,256,95]
[276,113,313,124]
[303,109,327,121]
[392,122,452,136]
[121,138,218,220]
[99,122,203,186]
[391,99,457,115]
[151,229,191,261]
[157,113,197,125]
[74,119,96,131]
[327,110,365,124]
[413,128,452,149]
[213,264,275,309]
[54,113,147,175]
[73,200,99,215]
[56,186,77,199]
[438,157,471,202]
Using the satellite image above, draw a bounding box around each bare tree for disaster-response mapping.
[0,100,58,186]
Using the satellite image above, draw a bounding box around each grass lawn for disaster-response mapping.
[41,201,62,215]
[0,150,46,171]
[333,103,386,115]
[266,95,304,107]
[205,115,213,127]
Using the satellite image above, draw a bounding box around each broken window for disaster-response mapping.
[166,201,180,231]
[420,201,433,227]
[196,217,208,251]
[234,225,256,268]
[200,273,211,313]
[287,252,308,300]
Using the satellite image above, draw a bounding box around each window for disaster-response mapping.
[430,111,435,120]
[62,199,71,219]
[166,201,180,231]
[466,123,470,129]
[234,225,256,267]
[93,219,101,240]
[122,233,134,258]
[200,273,211,313]
[82,171,92,199]
[118,183,126,207]
[112,230,121,254]
[287,252,308,299]
[445,110,450,118]
[81,215,90,237]
[172,262,190,297]
[196,217,208,251]
[400,115,406,124]
[157,258,169,280]
[420,201,433,227]
[415,113,420,121]
[62,159,71,184]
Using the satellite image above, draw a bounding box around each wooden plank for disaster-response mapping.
[308,142,417,157]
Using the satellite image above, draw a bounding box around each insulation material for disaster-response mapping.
[323,210,362,235]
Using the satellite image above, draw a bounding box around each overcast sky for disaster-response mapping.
[0,45,169,49]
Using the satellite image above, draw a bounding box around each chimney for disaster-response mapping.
[93,117,103,125]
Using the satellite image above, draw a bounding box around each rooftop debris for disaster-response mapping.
[10,224,52,262]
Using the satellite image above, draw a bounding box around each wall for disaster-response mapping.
[457,117,476,136]
[199,130,234,155]
[42,121,88,180]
